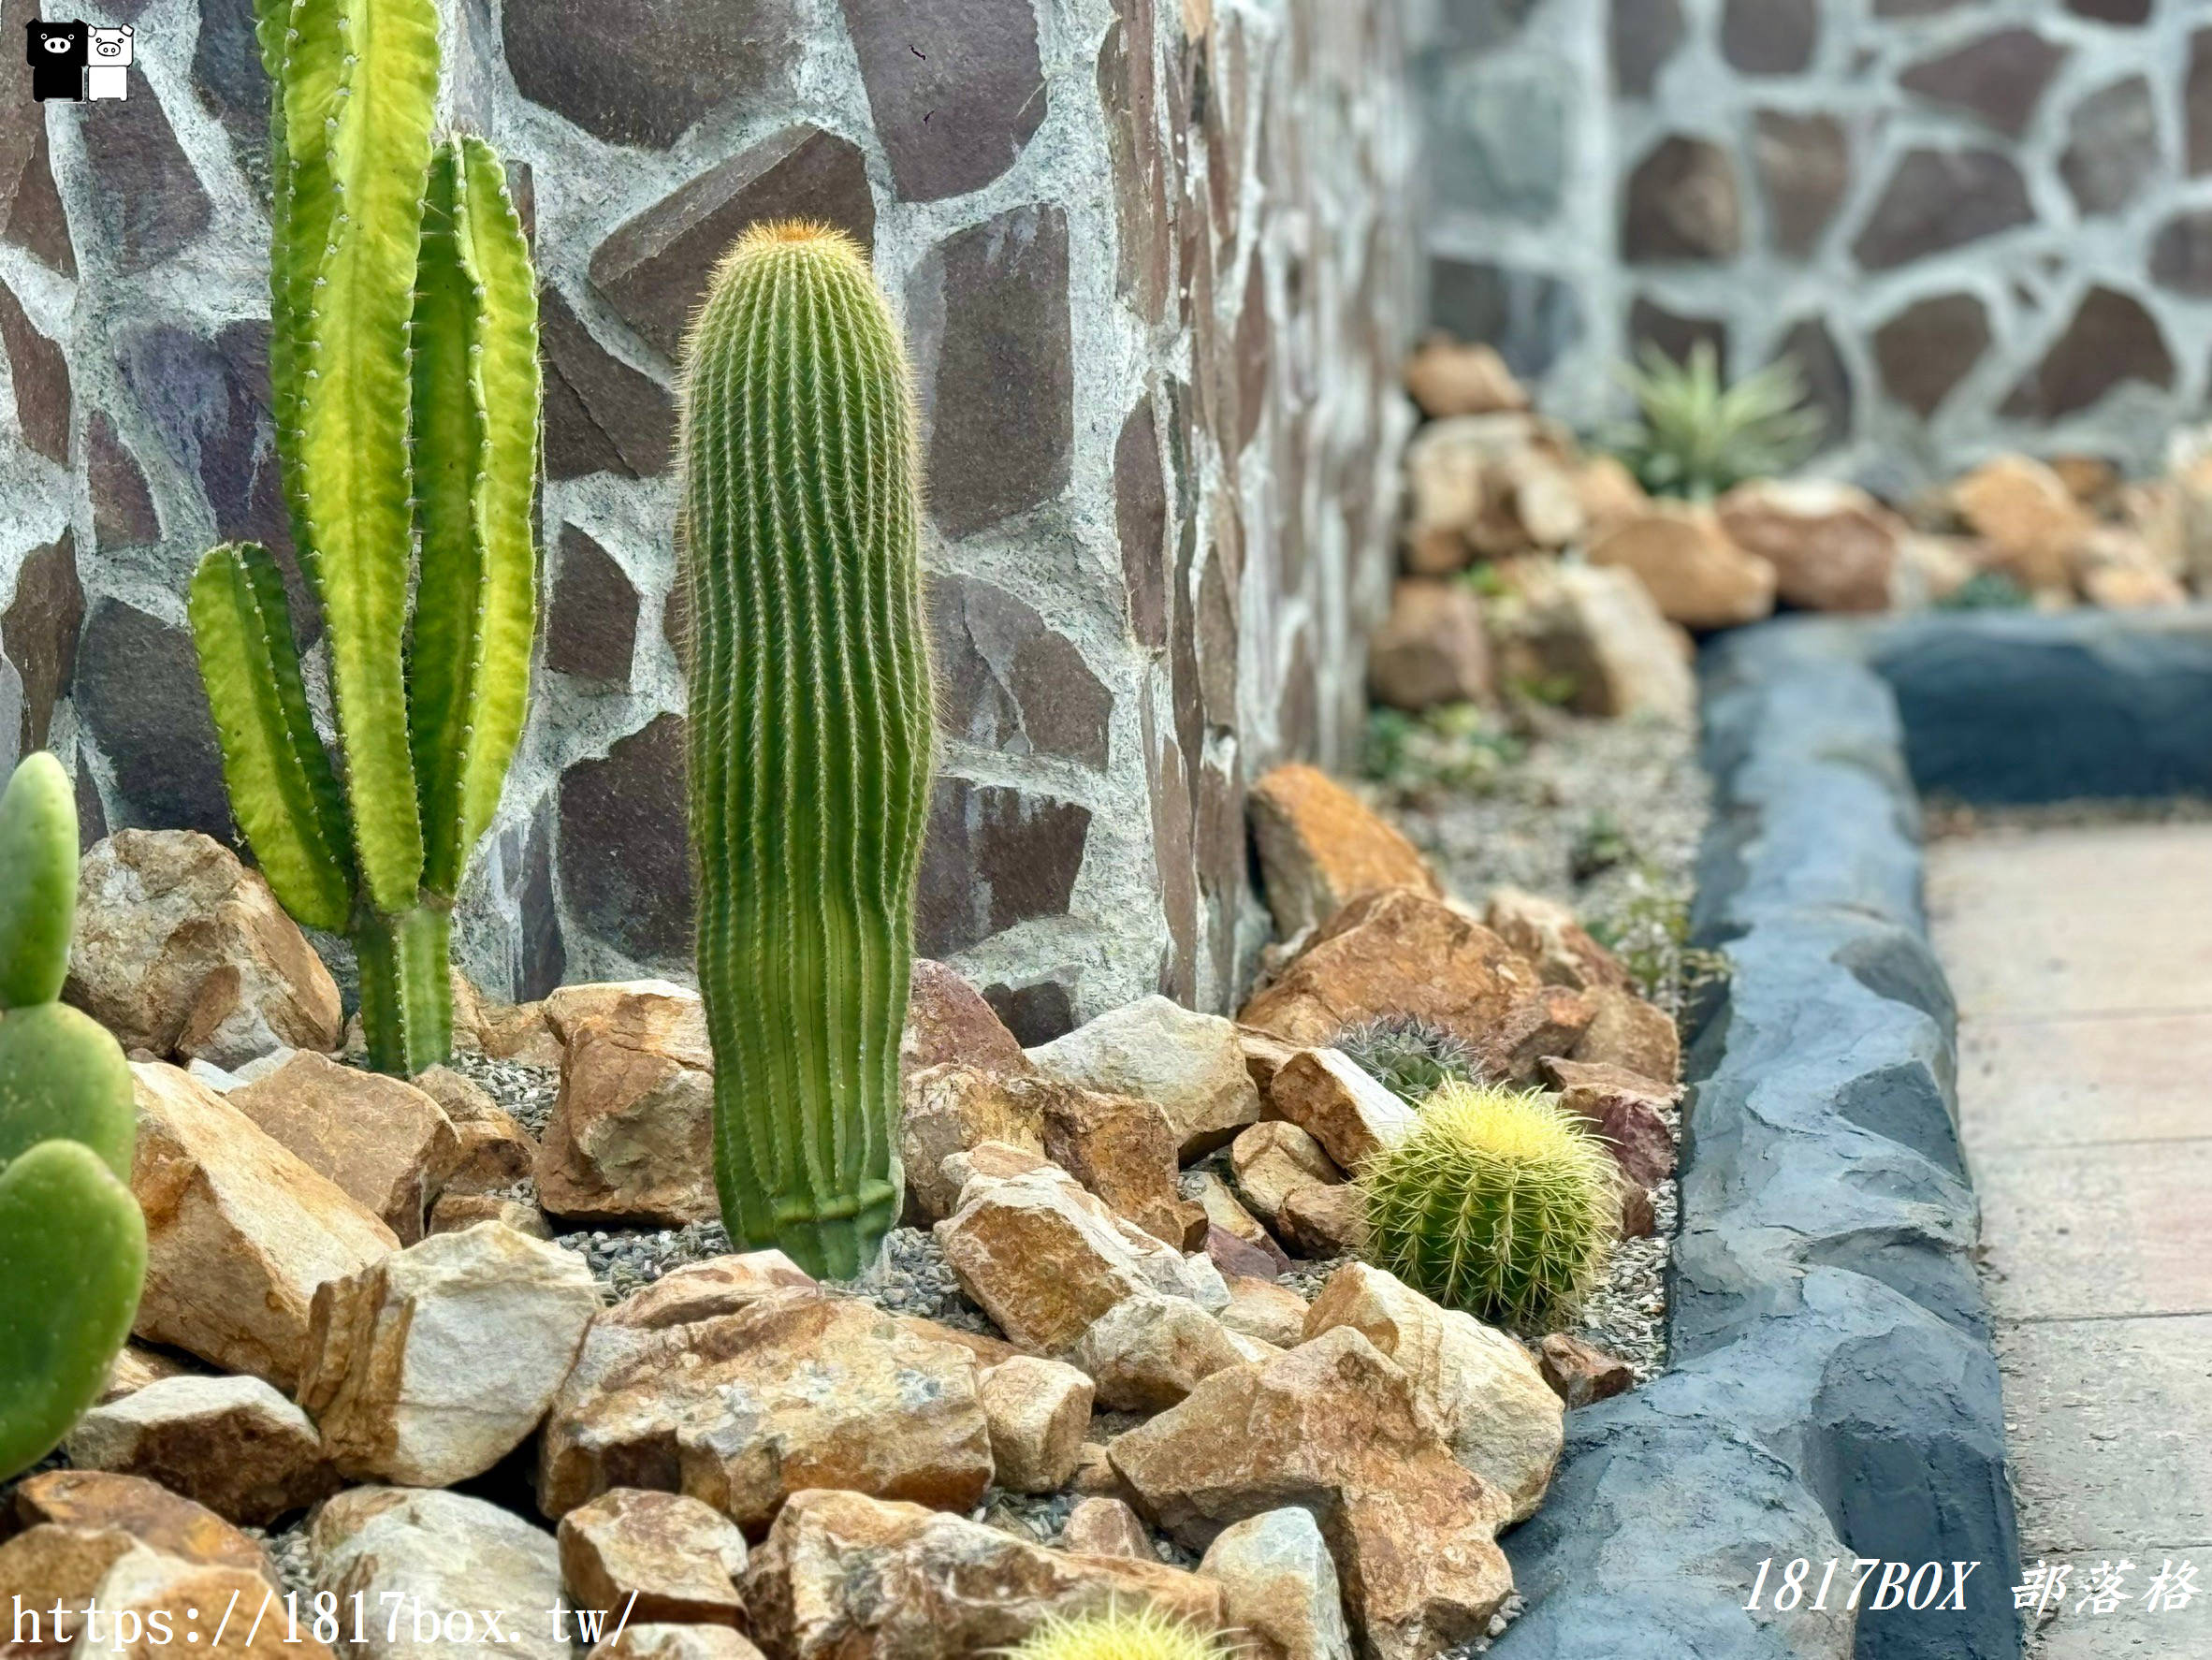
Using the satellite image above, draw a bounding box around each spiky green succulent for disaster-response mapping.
[189,0,541,1076]
[677,223,935,1279]
[0,753,147,1480]
[1003,1607,1235,1660]
[1608,341,1823,502]
[1361,1081,1617,1329]
[1332,1013,1481,1105]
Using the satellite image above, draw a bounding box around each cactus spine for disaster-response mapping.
[0,753,147,1480]
[677,223,935,1279]
[191,0,541,1075]
[1006,1608,1234,1660]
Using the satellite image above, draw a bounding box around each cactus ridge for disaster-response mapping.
[680,222,934,1277]
[0,754,147,1481]
[191,0,541,1075]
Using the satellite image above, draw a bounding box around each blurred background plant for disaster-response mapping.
[1363,704,1525,801]
[1608,342,1822,502]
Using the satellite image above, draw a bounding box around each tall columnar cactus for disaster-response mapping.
[189,0,541,1076]
[677,224,935,1279]
[0,753,147,1480]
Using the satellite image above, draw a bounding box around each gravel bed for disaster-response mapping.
[443,1049,559,1136]
[1370,701,1709,1384]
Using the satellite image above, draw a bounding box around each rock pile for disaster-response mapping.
[19,749,1678,1660]
[1378,337,2212,725]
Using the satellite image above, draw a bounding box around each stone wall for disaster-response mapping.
[1422,0,2212,483]
[0,0,1418,1035]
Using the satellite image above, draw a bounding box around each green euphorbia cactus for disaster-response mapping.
[0,753,146,1480]
[677,223,936,1278]
[189,0,540,1076]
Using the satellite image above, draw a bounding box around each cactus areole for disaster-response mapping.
[0,754,148,1481]
[188,0,541,1075]
[677,223,936,1279]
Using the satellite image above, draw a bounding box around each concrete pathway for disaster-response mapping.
[1929,823,2212,1657]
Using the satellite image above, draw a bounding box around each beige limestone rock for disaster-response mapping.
[226,1051,457,1244]
[129,1063,400,1390]
[65,1374,335,1526]
[1219,1276,1311,1350]
[1026,997,1261,1160]
[1716,478,1903,614]
[428,1192,552,1238]
[1246,765,1442,943]
[1483,888,1628,994]
[1570,984,1681,1084]
[1498,562,1695,721]
[411,1063,500,1124]
[1368,580,1493,712]
[1060,1496,1153,1560]
[9,1470,272,1577]
[542,980,703,1045]
[1951,455,2093,590]
[1200,1507,1354,1660]
[1303,1263,1563,1523]
[1572,454,1652,539]
[899,1063,1048,1222]
[536,1290,992,1529]
[76,1547,333,1660]
[902,1066,1198,1245]
[1240,889,1592,1082]
[1588,503,1777,630]
[66,830,342,1068]
[558,1488,749,1627]
[98,1344,198,1405]
[1230,1121,1342,1223]
[1400,420,1486,575]
[1070,1291,1249,1411]
[1189,1172,1289,1267]
[307,1487,567,1660]
[297,1221,600,1487]
[1403,339,1528,419]
[934,1162,1224,1355]
[1108,1328,1513,1660]
[977,1355,1094,1493]
[0,1476,275,1634]
[902,959,1031,1079]
[741,1489,1227,1660]
[1264,1048,1417,1172]
[600,1250,818,1331]
[539,999,717,1226]
[1274,1185,1370,1258]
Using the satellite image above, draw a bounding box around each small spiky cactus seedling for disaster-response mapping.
[0,753,147,1481]
[1004,1607,1236,1660]
[1361,1081,1617,1330]
[677,222,935,1279]
[1332,1012,1481,1105]
[190,0,540,1076]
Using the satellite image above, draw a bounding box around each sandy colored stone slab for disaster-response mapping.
[128,1063,400,1391]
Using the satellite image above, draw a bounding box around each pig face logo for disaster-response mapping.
[24,20,88,102]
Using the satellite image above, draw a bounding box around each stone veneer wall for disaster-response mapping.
[0,0,1418,1037]
[1422,0,2212,484]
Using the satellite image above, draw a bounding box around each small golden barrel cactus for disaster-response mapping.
[1360,1081,1618,1329]
[1004,1607,1236,1660]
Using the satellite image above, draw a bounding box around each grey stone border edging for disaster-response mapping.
[1494,614,2040,1660]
